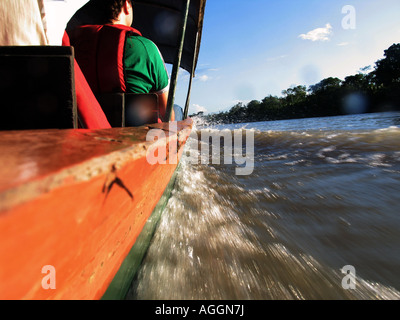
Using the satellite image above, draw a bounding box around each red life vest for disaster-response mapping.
[67,24,142,94]
[62,31,111,129]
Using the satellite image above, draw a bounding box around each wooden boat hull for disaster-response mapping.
[0,119,192,300]
[101,163,181,300]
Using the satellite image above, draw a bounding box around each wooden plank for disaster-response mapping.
[0,120,192,299]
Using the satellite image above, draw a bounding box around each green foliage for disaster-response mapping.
[374,43,400,86]
[205,43,400,124]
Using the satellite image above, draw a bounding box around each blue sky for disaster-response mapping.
[173,0,400,114]
[46,0,400,115]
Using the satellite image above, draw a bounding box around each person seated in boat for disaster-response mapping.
[67,0,174,122]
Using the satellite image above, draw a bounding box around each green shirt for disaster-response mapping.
[124,35,169,94]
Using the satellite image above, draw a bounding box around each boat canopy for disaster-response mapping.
[67,0,206,76]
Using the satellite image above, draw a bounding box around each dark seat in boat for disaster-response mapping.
[96,92,159,127]
[0,46,78,130]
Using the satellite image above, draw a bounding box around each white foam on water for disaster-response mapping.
[128,113,400,300]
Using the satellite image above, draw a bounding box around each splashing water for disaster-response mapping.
[127,112,400,300]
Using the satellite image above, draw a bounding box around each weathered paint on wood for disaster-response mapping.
[0,119,192,299]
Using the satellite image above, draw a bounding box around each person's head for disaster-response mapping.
[92,0,133,26]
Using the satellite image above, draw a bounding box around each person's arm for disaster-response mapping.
[156,89,174,122]
[147,39,174,122]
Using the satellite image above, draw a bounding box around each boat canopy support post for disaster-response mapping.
[165,0,191,122]
[183,31,199,119]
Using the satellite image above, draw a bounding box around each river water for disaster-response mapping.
[127,112,400,300]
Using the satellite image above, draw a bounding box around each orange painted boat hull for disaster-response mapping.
[0,119,192,300]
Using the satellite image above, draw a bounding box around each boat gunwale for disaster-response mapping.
[0,119,193,213]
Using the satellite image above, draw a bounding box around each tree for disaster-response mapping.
[342,73,375,94]
[246,100,261,112]
[308,77,344,116]
[371,43,400,110]
[282,85,307,105]
[230,102,244,115]
[309,77,342,94]
[204,43,400,124]
[260,95,283,120]
[373,43,400,87]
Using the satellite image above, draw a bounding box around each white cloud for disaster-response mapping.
[299,23,333,42]
[337,42,349,46]
[194,67,219,82]
[197,75,209,82]
[193,104,207,113]
[266,54,289,62]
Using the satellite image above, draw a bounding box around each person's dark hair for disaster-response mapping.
[91,0,133,24]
